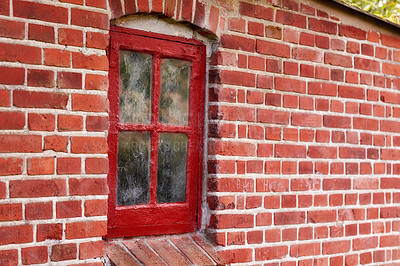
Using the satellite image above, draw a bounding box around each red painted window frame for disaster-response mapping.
[106,26,206,238]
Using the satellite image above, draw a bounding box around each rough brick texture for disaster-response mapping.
[0,0,108,264]
[1,0,400,264]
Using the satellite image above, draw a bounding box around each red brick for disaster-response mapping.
[69,178,108,195]
[322,240,350,254]
[22,246,48,265]
[57,72,82,89]
[86,74,108,91]
[10,179,66,198]
[108,0,123,17]
[28,113,55,131]
[300,32,314,46]
[0,158,23,176]
[248,56,265,71]
[0,111,25,130]
[309,18,337,34]
[248,21,264,36]
[293,47,323,62]
[51,244,77,261]
[0,249,18,266]
[44,136,68,152]
[381,33,400,49]
[291,178,320,191]
[58,114,83,131]
[0,18,25,39]
[308,146,337,159]
[72,94,108,112]
[308,210,336,223]
[25,202,52,220]
[207,6,219,34]
[382,62,400,76]
[338,85,365,100]
[79,241,103,260]
[353,236,378,251]
[381,120,400,133]
[255,246,288,260]
[0,67,24,85]
[57,157,81,175]
[65,220,107,239]
[72,52,108,71]
[275,144,306,158]
[58,28,83,47]
[85,158,108,174]
[84,199,107,217]
[239,2,273,21]
[27,69,54,88]
[209,141,255,156]
[275,77,306,93]
[71,8,108,29]
[219,249,252,264]
[57,201,82,218]
[228,17,245,33]
[290,243,320,257]
[291,113,321,127]
[14,0,68,23]
[380,235,400,247]
[276,10,306,28]
[221,34,255,52]
[257,40,290,58]
[339,25,366,40]
[14,90,68,109]
[324,52,352,67]
[193,1,205,27]
[0,225,33,245]
[86,116,108,132]
[323,115,351,129]
[219,70,255,87]
[354,57,379,72]
[181,0,192,21]
[275,212,305,225]
[27,157,54,175]
[257,74,273,89]
[86,31,109,49]
[323,179,351,190]
[258,109,289,125]
[265,25,282,40]
[308,82,337,97]
[353,117,379,131]
[0,135,42,153]
[44,49,70,67]
[0,43,41,64]
[37,223,62,242]
[0,204,22,221]
[28,24,54,43]
[340,147,366,160]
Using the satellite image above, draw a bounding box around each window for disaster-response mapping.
[107,26,206,238]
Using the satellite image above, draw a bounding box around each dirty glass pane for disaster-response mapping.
[119,51,152,124]
[157,133,188,203]
[117,132,151,206]
[159,59,191,125]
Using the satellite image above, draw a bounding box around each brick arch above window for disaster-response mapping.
[108,0,223,39]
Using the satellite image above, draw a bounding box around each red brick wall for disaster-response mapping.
[1,0,400,264]
[0,0,108,264]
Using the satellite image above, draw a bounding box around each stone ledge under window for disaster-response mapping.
[104,233,226,265]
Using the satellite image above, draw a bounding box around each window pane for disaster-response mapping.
[117,132,151,206]
[160,59,190,125]
[157,133,188,203]
[119,51,152,124]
